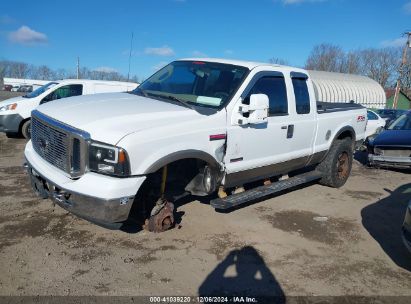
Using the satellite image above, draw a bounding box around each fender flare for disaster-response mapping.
[143,149,220,174]
[331,125,356,146]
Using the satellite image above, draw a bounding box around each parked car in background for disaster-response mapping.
[10,85,20,92]
[376,109,407,127]
[2,84,12,91]
[0,79,139,138]
[367,110,411,169]
[402,200,411,253]
[365,109,386,138]
[17,85,33,93]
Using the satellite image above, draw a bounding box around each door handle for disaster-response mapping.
[281,126,287,129]
[287,125,294,139]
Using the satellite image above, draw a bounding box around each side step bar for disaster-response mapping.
[211,170,323,210]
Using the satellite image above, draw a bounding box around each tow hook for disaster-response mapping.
[143,198,175,233]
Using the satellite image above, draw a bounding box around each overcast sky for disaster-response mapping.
[0,0,410,79]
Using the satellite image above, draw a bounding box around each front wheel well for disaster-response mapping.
[128,158,220,222]
[19,117,31,135]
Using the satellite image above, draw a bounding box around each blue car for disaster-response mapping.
[367,110,411,169]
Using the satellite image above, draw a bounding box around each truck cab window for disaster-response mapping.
[248,76,288,116]
[292,77,310,114]
[41,84,83,104]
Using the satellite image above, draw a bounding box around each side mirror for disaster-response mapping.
[238,94,269,125]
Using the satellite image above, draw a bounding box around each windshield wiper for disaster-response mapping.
[164,95,194,110]
[144,91,194,110]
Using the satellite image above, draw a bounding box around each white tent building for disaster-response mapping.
[308,70,386,109]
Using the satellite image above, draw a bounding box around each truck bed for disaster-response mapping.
[317,101,364,114]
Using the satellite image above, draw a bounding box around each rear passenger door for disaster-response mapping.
[287,72,317,159]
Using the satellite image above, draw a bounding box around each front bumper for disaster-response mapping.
[25,141,146,229]
[402,201,411,253]
[368,154,411,169]
[0,113,23,133]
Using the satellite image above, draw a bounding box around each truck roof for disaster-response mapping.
[179,57,287,70]
[57,79,139,85]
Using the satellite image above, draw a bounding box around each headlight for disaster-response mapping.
[88,141,130,176]
[0,103,17,112]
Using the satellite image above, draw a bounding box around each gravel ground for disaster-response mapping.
[0,104,411,299]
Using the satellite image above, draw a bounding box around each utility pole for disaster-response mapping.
[127,32,134,82]
[76,56,80,79]
[392,32,411,109]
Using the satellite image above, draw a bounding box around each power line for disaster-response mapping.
[127,32,134,82]
[76,56,80,79]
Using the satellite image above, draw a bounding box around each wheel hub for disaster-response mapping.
[337,152,349,180]
[143,199,175,233]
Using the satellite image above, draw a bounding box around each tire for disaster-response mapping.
[21,120,31,139]
[317,138,353,188]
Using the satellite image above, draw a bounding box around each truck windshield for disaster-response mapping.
[387,113,411,130]
[23,82,59,98]
[132,61,249,109]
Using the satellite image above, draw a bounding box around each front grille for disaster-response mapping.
[31,111,89,178]
[377,148,411,157]
[32,116,70,172]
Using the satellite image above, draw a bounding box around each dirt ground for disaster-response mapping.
[1,126,411,299]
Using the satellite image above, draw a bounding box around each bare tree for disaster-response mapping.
[340,51,361,74]
[304,44,401,88]
[269,57,289,65]
[358,48,400,88]
[130,75,139,83]
[305,43,345,72]
[0,60,138,83]
[55,68,68,80]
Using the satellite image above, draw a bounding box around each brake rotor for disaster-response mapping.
[143,199,175,233]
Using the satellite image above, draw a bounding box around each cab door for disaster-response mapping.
[224,71,298,187]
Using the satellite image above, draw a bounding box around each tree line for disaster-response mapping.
[274,43,410,92]
[0,60,139,83]
[1,43,410,91]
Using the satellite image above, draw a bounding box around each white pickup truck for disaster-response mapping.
[24,58,367,231]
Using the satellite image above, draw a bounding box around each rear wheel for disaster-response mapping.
[317,138,353,188]
[21,120,31,139]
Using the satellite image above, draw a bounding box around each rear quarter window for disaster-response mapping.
[292,77,310,114]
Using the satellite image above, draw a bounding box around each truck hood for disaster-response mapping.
[372,129,411,147]
[36,92,203,144]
